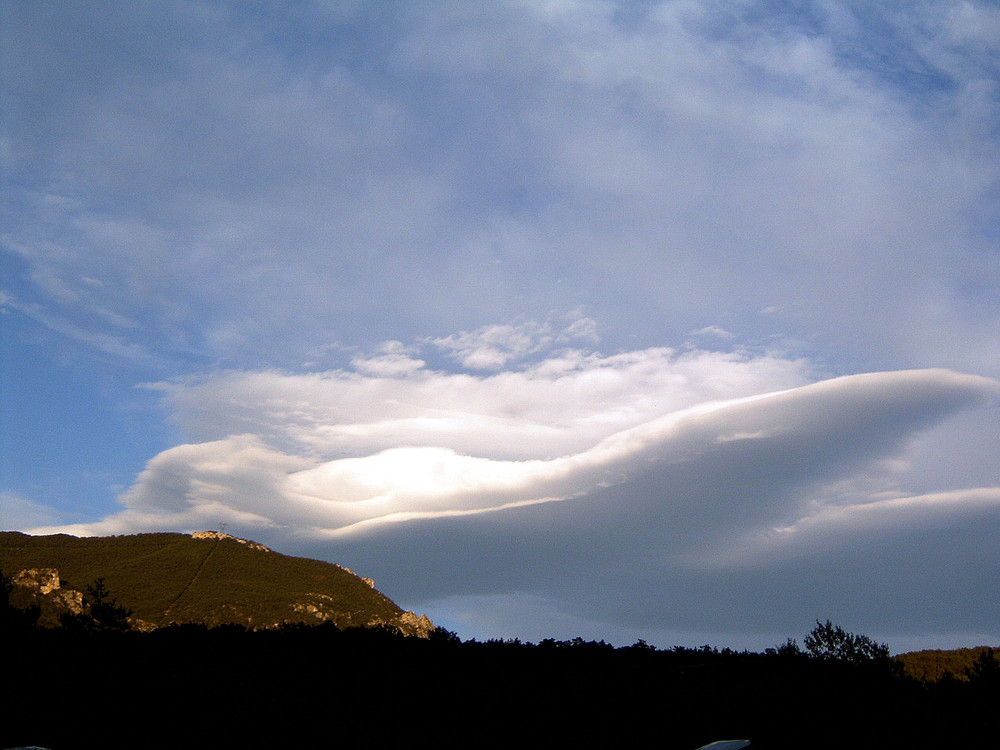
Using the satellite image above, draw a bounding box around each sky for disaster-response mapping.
[2,0,999,652]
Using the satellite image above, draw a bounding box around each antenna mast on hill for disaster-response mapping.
[219,522,228,536]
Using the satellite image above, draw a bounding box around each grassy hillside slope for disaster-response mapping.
[0,530,431,634]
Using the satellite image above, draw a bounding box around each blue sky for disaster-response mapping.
[2,0,999,651]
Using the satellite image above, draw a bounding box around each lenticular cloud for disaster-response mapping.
[39,363,996,555]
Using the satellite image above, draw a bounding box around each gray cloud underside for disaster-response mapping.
[35,367,998,639]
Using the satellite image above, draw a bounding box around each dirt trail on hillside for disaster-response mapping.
[164,538,220,618]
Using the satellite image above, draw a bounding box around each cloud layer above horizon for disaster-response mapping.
[3,1,1000,649]
[28,347,1000,648]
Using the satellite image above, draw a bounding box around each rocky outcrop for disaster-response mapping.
[399,610,436,638]
[191,531,270,552]
[12,568,84,614]
[9,568,158,630]
[289,593,436,637]
[14,568,62,596]
[336,565,376,588]
[292,592,340,622]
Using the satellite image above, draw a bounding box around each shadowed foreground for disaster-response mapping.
[3,623,996,749]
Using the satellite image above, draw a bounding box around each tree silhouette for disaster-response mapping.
[60,577,133,631]
[0,569,41,632]
[965,648,1000,688]
[803,620,889,664]
[86,578,133,630]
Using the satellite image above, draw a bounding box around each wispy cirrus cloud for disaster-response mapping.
[427,315,602,370]
[429,321,556,370]
[4,1,998,373]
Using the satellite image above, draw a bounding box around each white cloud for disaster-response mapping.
[429,321,554,370]
[351,341,426,377]
[152,341,812,460]
[558,313,600,343]
[427,317,606,370]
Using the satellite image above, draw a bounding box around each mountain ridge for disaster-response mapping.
[0,530,434,636]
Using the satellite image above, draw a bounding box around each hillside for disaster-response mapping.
[0,530,434,635]
[896,646,1000,683]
